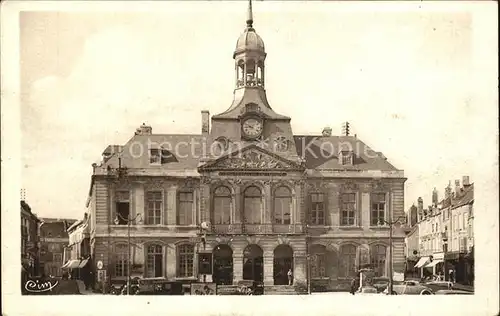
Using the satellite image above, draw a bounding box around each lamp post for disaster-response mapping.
[442,231,448,281]
[114,213,142,295]
[379,216,405,295]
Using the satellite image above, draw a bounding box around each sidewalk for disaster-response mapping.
[452,283,474,292]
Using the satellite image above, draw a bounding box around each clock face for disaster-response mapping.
[242,118,263,138]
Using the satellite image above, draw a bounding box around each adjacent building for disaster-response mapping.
[21,199,41,277]
[412,176,474,285]
[86,1,407,293]
[63,213,92,281]
[39,218,76,277]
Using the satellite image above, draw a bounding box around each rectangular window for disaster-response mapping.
[146,245,163,278]
[178,192,194,225]
[115,191,130,225]
[370,193,386,226]
[115,253,128,277]
[310,193,325,225]
[340,193,356,226]
[146,191,163,225]
[462,213,466,230]
[178,244,194,277]
[311,253,326,278]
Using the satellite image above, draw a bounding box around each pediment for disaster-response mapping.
[198,145,304,171]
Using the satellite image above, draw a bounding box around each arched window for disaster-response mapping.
[213,186,231,225]
[310,244,327,278]
[339,244,357,278]
[274,186,291,225]
[244,186,262,224]
[177,244,195,277]
[146,244,163,278]
[370,244,387,277]
[114,244,128,277]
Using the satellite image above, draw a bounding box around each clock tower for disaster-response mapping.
[208,0,299,161]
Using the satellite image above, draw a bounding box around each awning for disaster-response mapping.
[424,259,444,268]
[62,260,81,269]
[414,257,430,268]
[78,259,89,268]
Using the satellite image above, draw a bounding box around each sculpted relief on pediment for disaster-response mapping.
[202,148,302,171]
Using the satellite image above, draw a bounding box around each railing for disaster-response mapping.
[208,224,305,235]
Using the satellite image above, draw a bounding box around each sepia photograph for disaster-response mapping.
[1,0,498,315]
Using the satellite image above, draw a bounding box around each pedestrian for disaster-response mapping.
[350,275,360,295]
[287,269,293,285]
[449,268,455,283]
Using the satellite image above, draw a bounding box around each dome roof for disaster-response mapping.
[234,27,265,56]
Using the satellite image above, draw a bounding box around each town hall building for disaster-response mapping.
[85,1,407,293]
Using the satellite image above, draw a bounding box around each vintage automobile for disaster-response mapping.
[135,278,184,295]
[382,280,433,295]
[236,280,264,295]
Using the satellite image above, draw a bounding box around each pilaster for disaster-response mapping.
[166,186,177,225]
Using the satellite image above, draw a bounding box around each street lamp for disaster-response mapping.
[114,212,142,295]
[379,216,405,295]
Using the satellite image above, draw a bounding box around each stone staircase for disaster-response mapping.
[264,285,298,295]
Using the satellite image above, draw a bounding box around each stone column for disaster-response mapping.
[361,192,370,228]
[166,244,177,279]
[200,182,211,223]
[233,186,241,224]
[233,254,243,284]
[263,183,272,225]
[263,250,274,286]
[294,183,302,224]
[134,182,145,224]
[166,186,178,225]
[293,252,307,285]
[329,191,340,227]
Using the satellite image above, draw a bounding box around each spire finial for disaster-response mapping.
[246,0,253,28]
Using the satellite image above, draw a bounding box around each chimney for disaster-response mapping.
[417,197,423,220]
[454,179,461,196]
[201,111,210,135]
[322,127,332,137]
[463,176,470,186]
[444,181,452,199]
[432,187,438,206]
[135,123,152,136]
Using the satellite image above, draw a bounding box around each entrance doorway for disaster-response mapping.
[274,244,293,285]
[243,244,264,282]
[213,244,233,285]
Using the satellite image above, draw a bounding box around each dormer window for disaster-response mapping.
[339,150,353,166]
[245,103,259,113]
[150,148,177,165]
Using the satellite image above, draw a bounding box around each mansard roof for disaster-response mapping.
[95,132,399,173]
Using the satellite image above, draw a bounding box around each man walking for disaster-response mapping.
[350,275,360,295]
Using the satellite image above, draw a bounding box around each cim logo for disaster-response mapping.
[25,279,59,293]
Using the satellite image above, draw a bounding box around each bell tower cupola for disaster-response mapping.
[234,0,266,89]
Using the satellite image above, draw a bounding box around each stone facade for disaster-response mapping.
[87,1,407,292]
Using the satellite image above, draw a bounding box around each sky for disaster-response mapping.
[17,1,497,220]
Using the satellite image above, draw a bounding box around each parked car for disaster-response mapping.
[236,280,264,295]
[136,279,184,295]
[383,280,433,295]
